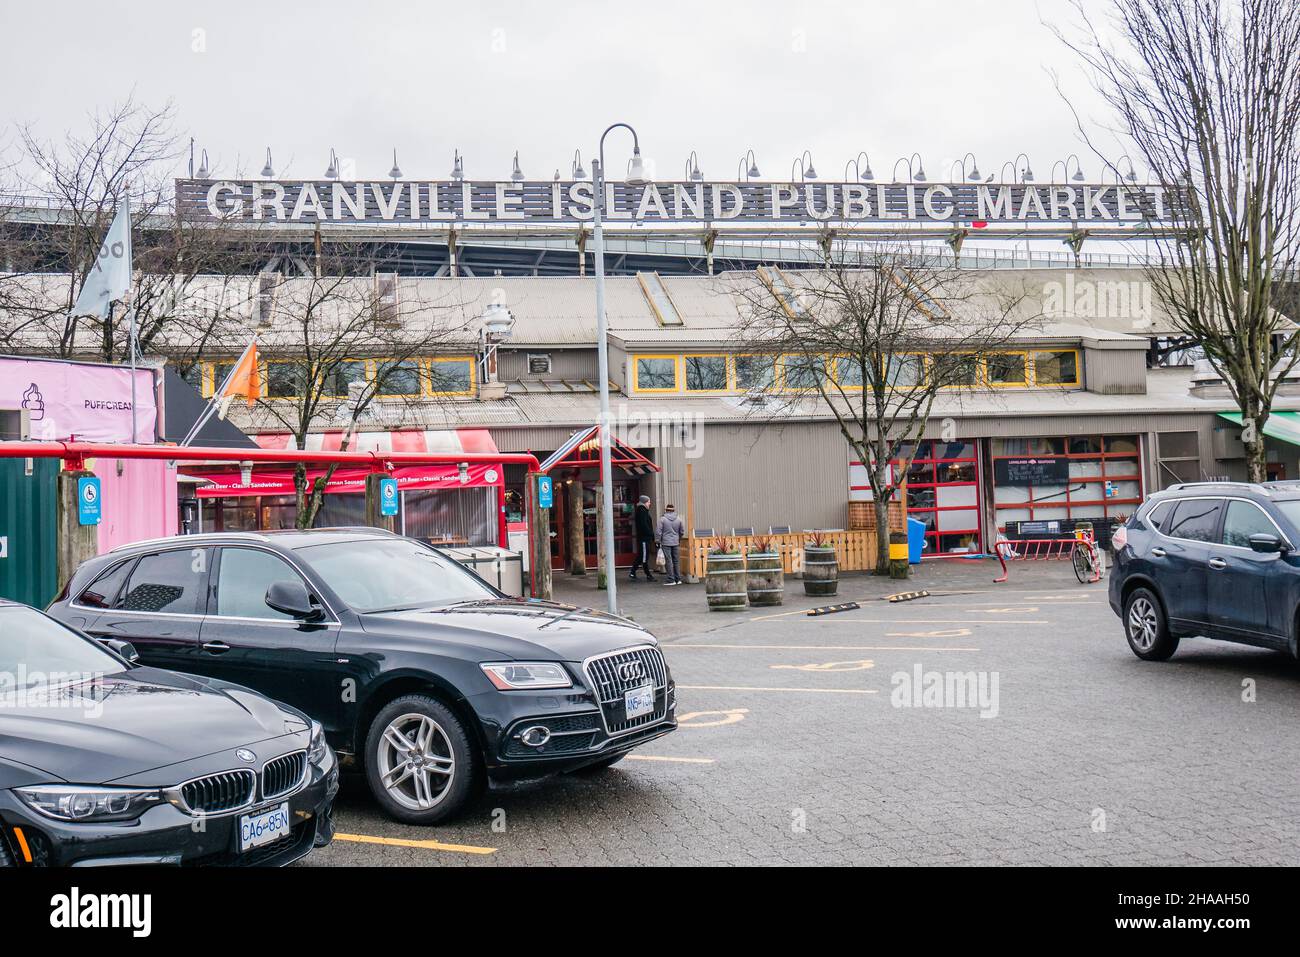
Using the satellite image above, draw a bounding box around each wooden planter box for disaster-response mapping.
[681,530,878,580]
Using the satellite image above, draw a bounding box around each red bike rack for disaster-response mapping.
[993,534,1100,584]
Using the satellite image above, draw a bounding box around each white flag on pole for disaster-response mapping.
[72,195,133,318]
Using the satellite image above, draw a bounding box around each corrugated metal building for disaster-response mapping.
[6,267,1299,565]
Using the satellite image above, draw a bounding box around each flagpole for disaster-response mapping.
[129,302,138,442]
[123,191,138,442]
[181,336,256,446]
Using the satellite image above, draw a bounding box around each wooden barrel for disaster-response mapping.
[745,552,784,606]
[705,553,748,610]
[803,546,839,596]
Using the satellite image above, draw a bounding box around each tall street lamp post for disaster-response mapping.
[591,122,647,615]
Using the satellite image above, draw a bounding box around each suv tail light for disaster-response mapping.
[1111,525,1128,550]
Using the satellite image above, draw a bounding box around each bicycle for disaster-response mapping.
[1070,524,1102,584]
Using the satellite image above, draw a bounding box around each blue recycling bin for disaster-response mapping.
[907,517,926,564]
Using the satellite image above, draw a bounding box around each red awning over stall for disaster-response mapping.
[188,429,505,498]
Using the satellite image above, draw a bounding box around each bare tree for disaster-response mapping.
[1055,0,1300,481]
[6,95,180,358]
[0,98,294,385]
[731,244,1034,573]
[244,248,476,528]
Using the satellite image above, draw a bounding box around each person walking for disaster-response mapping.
[629,494,656,581]
[656,504,686,585]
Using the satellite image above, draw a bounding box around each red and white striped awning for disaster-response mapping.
[188,429,505,498]
[253,428,498,455]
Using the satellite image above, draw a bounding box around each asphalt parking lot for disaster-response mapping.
[308,558,1300,866]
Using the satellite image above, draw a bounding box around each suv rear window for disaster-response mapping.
[76,560,133,608]
[1145,501,1173,531]
[1164,498,1224,542]
[116,548,211,615]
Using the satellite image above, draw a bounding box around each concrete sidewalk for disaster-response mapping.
[549,557,1094,641]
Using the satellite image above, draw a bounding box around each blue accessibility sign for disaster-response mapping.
[379,477,399,517]
[536,475,553,509]
[77,476,102,526]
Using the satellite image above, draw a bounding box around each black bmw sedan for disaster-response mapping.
[48,529,677,825]
[0,601,337,867]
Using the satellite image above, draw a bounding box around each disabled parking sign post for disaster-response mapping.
[379,477,399,517]
[77,476,102,526]
[536,474,553,509]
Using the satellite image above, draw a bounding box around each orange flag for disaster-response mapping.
[217,342,260,419]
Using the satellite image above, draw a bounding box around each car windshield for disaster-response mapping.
[0,606,128,691]
[296,538,498,613]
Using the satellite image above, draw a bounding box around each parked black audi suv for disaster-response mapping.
[1109,481,1300,661]
[0,601,337,867]
[48,529,677,825]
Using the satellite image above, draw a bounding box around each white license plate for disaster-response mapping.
[624,683,655,720]
[239,802,291,852]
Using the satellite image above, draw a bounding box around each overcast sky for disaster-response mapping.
[1,0,1128,185]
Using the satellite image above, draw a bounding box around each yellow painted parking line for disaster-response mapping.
[334,832,497,855]
[678,684,877,694]
[959,599,1097,606]
[624,754,717,764]
[749,608,817,622]
[670,643,980,651]
[837,618,1048,625]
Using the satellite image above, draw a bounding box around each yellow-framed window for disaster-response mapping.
[733,353,776,392]
[263,359,310,399]
[931,352,981,389]
[204,360,239,398]
[373,358,425,398]
[831,355,865,389]
[633,354,680,392]
[985,351,1029,387]
[1030,349,1080,387]
[320,359,370,398]
[884,353,927,388]
[428,356,476,395]
[780,353,830,392]
[683,354,730,392]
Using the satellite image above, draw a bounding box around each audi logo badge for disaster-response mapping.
[618,661,646,683]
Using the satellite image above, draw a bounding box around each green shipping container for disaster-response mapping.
[0,457,60,608]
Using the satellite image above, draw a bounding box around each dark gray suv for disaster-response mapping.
[1109,481,1300,661]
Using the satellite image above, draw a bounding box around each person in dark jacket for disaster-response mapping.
[630,494,656,581]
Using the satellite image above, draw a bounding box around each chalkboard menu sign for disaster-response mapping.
[993,456,1070,487]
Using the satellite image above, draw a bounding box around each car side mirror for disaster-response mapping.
[265,580,323,620]
[1247,533,1288,554]
[98,638,140,663]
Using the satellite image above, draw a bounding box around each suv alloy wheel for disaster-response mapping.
[1123,587,1180,661]
[364,695,477,824]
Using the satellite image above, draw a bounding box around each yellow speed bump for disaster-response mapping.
[333,832,497,855]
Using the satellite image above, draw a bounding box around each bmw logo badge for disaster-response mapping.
[236,748,256,763]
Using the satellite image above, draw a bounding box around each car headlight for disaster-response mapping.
[480,662,572,690]
[308,720,329,764]
[15,785,162,823]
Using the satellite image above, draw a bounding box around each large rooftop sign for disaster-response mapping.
[177,179,1178,226]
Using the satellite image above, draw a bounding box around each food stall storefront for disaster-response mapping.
[187,428,507,546]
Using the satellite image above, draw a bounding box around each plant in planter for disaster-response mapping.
[744,535,784,606]
[803,530,839,597]
[705,537,747,611]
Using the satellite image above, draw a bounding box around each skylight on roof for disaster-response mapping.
[636,272,684,327]
[758,266,809,319]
